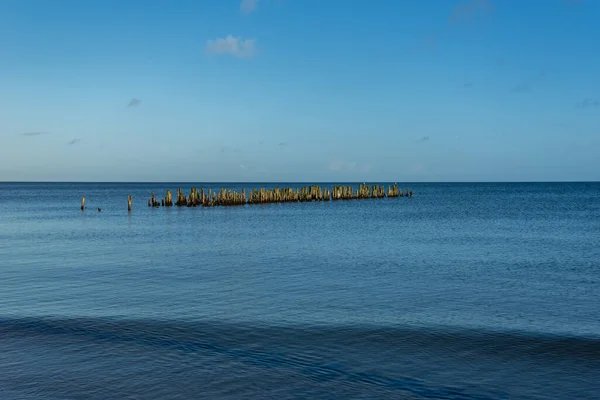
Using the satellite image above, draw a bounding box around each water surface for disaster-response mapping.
[1,182,599,399]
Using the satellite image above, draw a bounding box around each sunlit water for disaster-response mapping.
[1,182,599,399]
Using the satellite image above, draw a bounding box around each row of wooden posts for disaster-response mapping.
[145,184,413,208]
[80,184,413,211]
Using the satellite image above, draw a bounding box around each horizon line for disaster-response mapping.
[1,180,599,184]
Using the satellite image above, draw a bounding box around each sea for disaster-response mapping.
[0,182,599,399]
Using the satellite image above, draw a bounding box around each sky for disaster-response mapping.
[1,0,599,182]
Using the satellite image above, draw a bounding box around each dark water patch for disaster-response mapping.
[3,317,600,360]
[1,317,599,399]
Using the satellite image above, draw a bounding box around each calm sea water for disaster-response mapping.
[1,182,599,399]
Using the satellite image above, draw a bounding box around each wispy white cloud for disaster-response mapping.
[576,98,599,109]
[206,35,256,58]
[240,0,259,14]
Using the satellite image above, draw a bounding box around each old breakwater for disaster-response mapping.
[144,184,413,208]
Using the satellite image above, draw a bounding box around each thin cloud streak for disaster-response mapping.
[206,35,256,58]
[220,146,242,154]
[576,98,599,109]
[68,139,81,145]
[21,132,49,137]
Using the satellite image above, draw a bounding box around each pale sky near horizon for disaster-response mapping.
[1,0,599,182]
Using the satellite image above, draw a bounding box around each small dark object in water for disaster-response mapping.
[81,196,86,210]
[97,207,101,212]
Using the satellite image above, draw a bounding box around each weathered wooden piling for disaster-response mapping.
[201,187,246,207]
[149,192,160,207]
[81,196,86,210]
[127,195,132,212]
[331,185,355,200]
[371,185,385,198]
[174,188,186,206]
[142,183,412,212]
[387,184,400,198]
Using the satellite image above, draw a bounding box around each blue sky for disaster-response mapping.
[1,0,598,182]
